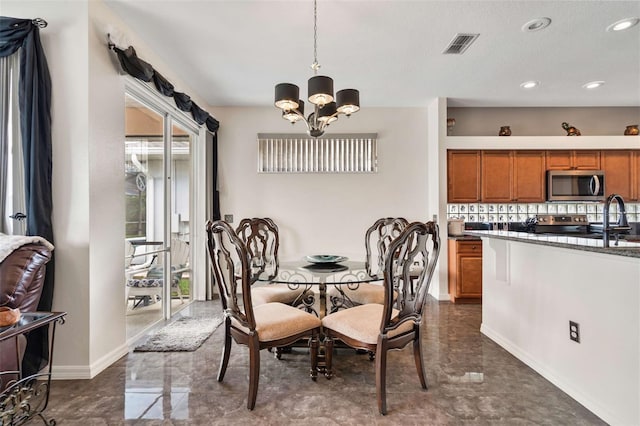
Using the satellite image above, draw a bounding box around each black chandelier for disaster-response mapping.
[274,0,360,138]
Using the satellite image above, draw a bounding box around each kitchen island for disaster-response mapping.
[466,230,639,426]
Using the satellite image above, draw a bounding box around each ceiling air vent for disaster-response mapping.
[443,33,479,54]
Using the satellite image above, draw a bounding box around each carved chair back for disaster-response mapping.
[235,217,279,279]
[381,221,440,333]
[206,220,256,330]
[364,217,409,277]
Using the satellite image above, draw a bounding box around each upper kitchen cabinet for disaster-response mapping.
[602,150,635,201]
[513,151,546,202]
[481,151,513,202]
[447,149,547,203]
[448,150,481,202]
[634,152,640,201]
[546,150,601,170]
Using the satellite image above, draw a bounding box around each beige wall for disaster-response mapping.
[448,106,640,136]
[209,106,432,263]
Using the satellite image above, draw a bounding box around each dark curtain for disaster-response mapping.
[0,17,54,376]
[211,133,221,220]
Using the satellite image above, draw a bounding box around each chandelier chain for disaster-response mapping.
[312,0,320,73]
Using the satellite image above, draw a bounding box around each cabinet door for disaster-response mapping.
[457,241,482,298]
[546,150,601,170]
[546,150,572,170]
[602,150,633,200]
[513,151,546,202]
[481,151,512,202]
[448,240,482,303]
[573,150,601,170]
[448,150,481,202]
[633,151,640,201]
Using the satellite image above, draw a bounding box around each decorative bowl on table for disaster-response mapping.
[0,306,21,327]
[305,254,348,264]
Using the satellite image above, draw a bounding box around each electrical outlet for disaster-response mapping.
[224,214,233,223]
[569,321,580,343]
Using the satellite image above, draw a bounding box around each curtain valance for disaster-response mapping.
[109,43,219,133]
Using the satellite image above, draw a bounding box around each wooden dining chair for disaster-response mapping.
[235,217,310,307]
[206,220,322,410]
[328,217,408,311]
[322,221,441,415]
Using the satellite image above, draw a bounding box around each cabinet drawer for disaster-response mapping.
[456,240,482,254]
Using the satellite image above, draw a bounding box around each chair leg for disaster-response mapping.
[413,330,428,389]
[310,331,318,381]
[247,334,260,410]
[324,335,333,380]
[376,339,388,415]
[217,319,232,382]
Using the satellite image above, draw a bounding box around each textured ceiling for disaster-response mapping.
[104,0,640,108]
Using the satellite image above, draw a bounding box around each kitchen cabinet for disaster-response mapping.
[546,150,601,170]
[602,150,634,201]
[634,151,640,201]
[513,150,546,202]
[447,149,548,203]
[447,150,481,202]
[481,151,512,202]
[448,239,482,303]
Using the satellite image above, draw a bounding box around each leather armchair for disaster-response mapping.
[0,242,52,391]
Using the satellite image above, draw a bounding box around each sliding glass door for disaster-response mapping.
[170,121,192,317]
[124,90,196,337]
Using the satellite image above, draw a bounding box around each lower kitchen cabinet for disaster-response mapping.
[448,239,482,303]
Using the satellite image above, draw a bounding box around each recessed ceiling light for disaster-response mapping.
[520,81,539,89]
[522,17,552,32]
[583,81,605,89]
[606,17,639,32]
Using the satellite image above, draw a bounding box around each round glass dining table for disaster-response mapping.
[253,259,381,318]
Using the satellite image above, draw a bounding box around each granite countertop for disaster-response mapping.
[448,235,482,241]
[464,230,640,259]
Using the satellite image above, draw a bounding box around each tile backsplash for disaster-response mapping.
[447,202,640,223]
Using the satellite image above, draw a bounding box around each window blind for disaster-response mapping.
[257,133,378,173]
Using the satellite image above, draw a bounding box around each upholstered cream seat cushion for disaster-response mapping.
[251,284,310,307]
[321,303,414,345]
[232,302,321,342]
[328,282,399,306]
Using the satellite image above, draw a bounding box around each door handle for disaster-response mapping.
[590,175,600,196]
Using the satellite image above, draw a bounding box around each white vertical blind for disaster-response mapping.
[257,133,378,173]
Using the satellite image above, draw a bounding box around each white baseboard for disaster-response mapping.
[51,342,129,380]
[480,323,619,426]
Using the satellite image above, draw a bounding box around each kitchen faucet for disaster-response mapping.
[602,194,631,247]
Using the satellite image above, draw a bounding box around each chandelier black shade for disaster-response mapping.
[308,75,334,106]
[336,89,360,115]
[274,83,300,110]
[273,0,360,137]
[318,102,337,124]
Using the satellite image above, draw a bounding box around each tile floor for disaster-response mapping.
[44,299,605,425]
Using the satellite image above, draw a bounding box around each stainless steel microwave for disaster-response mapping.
[547,170,605,201]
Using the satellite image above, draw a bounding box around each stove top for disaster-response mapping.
[531,214,589,234]
[535,214,589,226]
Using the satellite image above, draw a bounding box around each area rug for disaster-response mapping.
[134,316,223,352]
